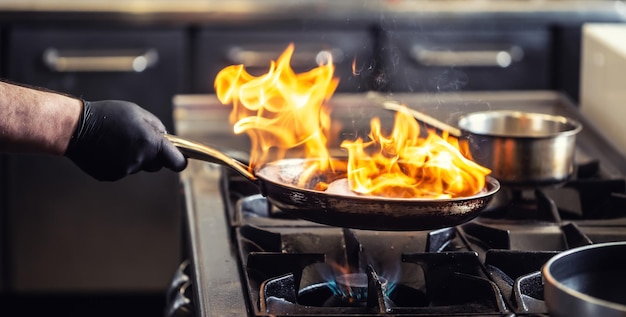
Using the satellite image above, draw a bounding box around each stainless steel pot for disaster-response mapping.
[374,93,583,188]
[543,241,626,317]
[457,110,582,187]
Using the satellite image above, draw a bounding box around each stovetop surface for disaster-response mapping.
[174,91,626,316]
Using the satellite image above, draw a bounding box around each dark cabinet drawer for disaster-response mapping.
[193,29,376,93]
[7,26,187,130]
[382,28,552,92]
[4,27,187,292]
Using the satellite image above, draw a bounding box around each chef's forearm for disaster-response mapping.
[0,80,82,155]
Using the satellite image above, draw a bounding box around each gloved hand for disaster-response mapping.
[65,99,187,181]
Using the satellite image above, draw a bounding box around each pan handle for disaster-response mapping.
[164,134,257,181]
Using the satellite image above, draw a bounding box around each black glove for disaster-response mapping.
[65,100,187,181]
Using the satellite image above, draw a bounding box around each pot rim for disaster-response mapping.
[458,110,583,139]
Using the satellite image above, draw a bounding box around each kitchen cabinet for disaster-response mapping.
[553,25,586,102]
[4,26,187,292]
[381,27,552,92]
[193,29,376,93]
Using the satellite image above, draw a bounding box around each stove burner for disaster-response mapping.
[263,258,506,314]
[481,189,561,222]
[247,226,509,315]
[298,270,394,308]
[480,177,626,223]
[331,273,384,304]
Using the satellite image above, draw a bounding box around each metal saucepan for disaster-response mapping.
[378,97,582,187]
[543,241,626,317]
[165,134,500,231]
[457,110,583,188]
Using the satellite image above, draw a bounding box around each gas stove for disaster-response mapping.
[167,91,626,317]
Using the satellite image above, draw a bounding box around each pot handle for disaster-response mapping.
[164,134,257,181]
[366,92,463,138]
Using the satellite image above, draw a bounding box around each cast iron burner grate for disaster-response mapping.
[240,227,508,316]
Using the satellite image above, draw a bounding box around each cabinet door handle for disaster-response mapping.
[226,46,343,68]
[43,48,159,72]
[411,45,524,68]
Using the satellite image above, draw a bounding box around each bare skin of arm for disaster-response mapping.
[0,80,82,155]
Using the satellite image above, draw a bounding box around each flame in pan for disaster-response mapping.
[214,43,338,171]
[214,43,490,198]
[342,107,490,199]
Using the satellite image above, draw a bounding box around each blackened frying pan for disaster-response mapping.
[165,134,500,231]
[543,241,626,317]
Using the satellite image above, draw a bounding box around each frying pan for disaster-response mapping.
[165,134,500,231]
[543,241,626,317]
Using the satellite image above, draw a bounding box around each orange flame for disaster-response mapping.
[341,106,491,199]
[214,43,339,169]
[214,44,490,199]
